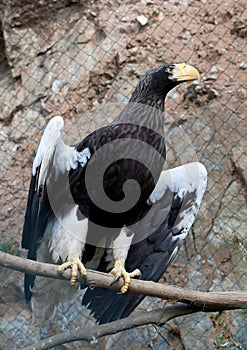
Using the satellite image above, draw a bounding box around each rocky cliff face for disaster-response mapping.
[0,0,246,349]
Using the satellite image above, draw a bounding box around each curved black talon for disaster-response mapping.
[82,274,87,285]
[137,271,142,279]
[110,275,121,286]
[57,270,63,277]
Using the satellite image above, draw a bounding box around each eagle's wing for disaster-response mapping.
[22,116,90,303]
[22,165,52,302]
[82,162,207,324]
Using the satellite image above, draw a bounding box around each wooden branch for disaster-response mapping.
[1,251,247,311]
[22,304,197,350]
[1,251,246,350]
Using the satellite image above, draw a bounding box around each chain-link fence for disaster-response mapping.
[0,0,246,349]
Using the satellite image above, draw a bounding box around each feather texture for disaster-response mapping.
[82,162,207,324]
[22,63,201,323]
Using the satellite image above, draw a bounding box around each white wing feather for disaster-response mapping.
[148,162,207,239]
[32,116,90,192]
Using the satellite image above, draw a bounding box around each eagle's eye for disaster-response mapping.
[165,65,175,74]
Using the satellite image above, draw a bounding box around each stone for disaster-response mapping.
[231,142,247,184]
[8,109,40,142]
[136,15,148,26]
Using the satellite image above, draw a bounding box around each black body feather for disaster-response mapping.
[70,124,166,229]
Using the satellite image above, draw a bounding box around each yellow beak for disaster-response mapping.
[171,63,200,82]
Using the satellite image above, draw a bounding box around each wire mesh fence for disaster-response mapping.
[0,0,246,349]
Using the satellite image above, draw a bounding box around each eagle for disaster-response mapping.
[21,63,204,323]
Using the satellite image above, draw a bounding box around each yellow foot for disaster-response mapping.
[110,260,141,294]
[57,255,86,286]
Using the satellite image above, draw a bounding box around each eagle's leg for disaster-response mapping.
[110,260,141,293]
[58,254,86,286]
[109,226,141,293]
[55,215,88,286]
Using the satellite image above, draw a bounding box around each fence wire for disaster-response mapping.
[0,0,246,349]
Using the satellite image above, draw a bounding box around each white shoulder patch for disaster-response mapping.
[53,144,91,179]
[71,148,91,169]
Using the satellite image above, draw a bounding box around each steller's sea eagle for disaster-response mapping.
[21,63,202,322]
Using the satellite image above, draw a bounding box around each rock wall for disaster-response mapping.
[0,0,246,349]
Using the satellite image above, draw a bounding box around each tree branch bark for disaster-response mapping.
[1,251,246,311]
[22,304,197,350]
[1,251,246,350]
